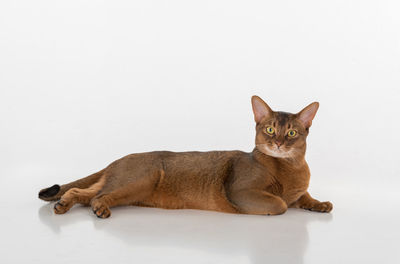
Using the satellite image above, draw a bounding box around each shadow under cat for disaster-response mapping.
[39,204,332,264]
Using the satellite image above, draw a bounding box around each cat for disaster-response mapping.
[38,96,333,218]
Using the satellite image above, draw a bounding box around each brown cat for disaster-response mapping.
[38,96,332,218]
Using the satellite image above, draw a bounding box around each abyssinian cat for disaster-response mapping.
[38,96,332,218]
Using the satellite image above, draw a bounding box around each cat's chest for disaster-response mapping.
[267,167,310,205]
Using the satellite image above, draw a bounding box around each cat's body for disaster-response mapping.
[39,96,332,218]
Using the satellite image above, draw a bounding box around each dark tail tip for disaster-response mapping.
[38,184,60,200]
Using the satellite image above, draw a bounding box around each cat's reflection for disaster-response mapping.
[38,203,94,233]
[38,204,332,264]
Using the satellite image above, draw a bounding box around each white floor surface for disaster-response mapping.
[0,171,399,264]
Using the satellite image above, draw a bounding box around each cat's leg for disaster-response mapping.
[54,177,105,214]
[207,194,241,214]
[289,192,333,213]
[90,173,158,218]
[54,188,97,214]
[229,189,287,215]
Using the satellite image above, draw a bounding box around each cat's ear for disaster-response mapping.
[251,96,273,123]
[297,102,319,128]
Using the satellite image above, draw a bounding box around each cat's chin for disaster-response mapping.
[256,144,292,158]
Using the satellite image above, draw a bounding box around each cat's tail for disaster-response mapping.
[38,169,106,201]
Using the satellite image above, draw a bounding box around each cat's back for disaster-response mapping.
[158,150,245,170]
[109,150,247,181]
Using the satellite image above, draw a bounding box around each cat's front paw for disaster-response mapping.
[305,201,333,213]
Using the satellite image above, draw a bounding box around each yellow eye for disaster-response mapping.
[287,130,297,137]
[265,127,275,135]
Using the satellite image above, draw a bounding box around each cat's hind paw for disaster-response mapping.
[54,200,73,214]
[92,202,111,219]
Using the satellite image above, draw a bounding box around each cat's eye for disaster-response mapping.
[287,130,297,137]
[265,127,275,135]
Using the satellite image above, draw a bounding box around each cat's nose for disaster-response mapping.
[275,141,283,148]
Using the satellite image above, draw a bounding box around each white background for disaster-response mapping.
[1,1,399,263]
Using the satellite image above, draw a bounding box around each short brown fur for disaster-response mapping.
[38,96,332,218]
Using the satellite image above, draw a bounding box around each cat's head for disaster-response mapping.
[251,96,319,159]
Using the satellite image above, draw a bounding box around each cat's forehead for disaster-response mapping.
[265,111,297,127]
[274,111,292,126]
